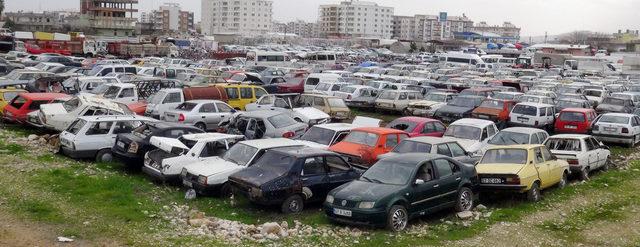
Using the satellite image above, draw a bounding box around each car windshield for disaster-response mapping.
[545,138,581,152]
[340,87,357,93]
[176,102,198,111]
[221,143,258,166]
[584,90,602,97]
[87,66,103,76]
[148,91,166,104]
[360,161,415,185]
[557,100,582,109]
[480,149,528,164]
[602,98,624,105]
[612,94,631,100]
[520,96,541,103]
[392,140,432,153]
[425,94,447,102]
[449,97,478,107]
[488,131,530,145]
[66,119,87,135]
[328,98,347,107]
[315,83,331,91]
[493,93,515,100]
[512,105,537,116]
[479,100,504,109]
[268,114,298,128]
[343,131,379,146]
[300,126,335,145]
[251,151,295,177]
[365,81,381,88]
[444,125,481,140]
[560,112,586,122]
[598,115,629,124]
[102,86,120,99]
[386,119,418,132]
[62,97,81,112]
[378,91,397,100]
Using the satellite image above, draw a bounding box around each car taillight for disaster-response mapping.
[505,176,520,184]
[567,159,579,165]
[622,127,629,134]
[282,131,295,138]
[178,114,185,122]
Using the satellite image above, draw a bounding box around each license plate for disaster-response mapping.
[565,125,577,129]
[517,117,529,122]
[183,180,193,188]
[333,208,352,217]
[478,115,490,119]
[481,178,503,184]
[117,141,125,149]
[604,127,616,132]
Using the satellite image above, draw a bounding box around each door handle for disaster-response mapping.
[302,178,309,181]
[433,184,439,188]
[202,116,206,118]
[455,177,461,181]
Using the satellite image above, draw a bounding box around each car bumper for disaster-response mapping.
[61,147,97,159]
[409,108,437,117]
[183,179,223,195]
[111,148,143,162]
[593,134,634,144]
[232,187,283,206]
[508,122,541,128]
[554,128,589,134]
[324,204,387,227]
[142,165,179,182]
[479,184,527,191]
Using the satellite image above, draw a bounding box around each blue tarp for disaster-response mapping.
[487,43,498,49]
[359,61,376,67]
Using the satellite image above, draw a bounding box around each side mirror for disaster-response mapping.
[230,109,237,113]
[414,179,425,185]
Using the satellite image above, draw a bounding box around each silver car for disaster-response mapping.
[163,100,235,131]
[220,110,308,140]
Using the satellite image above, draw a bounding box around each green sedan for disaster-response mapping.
[323,153,479,231]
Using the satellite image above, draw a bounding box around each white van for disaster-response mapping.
[246,51,290,67]
[509,102,556,129]
[87,65,138,77]
[306,51,337,65]
[304,73,342,92]
[439,52,485,66]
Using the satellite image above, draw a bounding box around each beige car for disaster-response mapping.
[375,90,424,114]
[297,94,351,121]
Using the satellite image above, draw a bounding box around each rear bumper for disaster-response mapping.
[593,134,634,144]
[61,147,96,159]
[479,183,527,191]
[142,165,179,182]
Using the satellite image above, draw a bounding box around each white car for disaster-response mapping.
[59,115,156,162]
[297,116,381,149]
[478,127,549,155]
[584,89,609,107]
[374,90,424,114]
[406,92,457,117]
[443,118,499,153]
[333,85,376,100]
[142,133,245,182]
[163,100,235,131]
[245,94,330,125]
[545,134,610,180]
[33,95,133,131]
[592,113,640,147]
[312,81,351,96]
[509,102,556,129]
[180,138,306,196]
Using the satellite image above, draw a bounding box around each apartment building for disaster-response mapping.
[273,20,317,38]
[472,21,521,40]
[79,0,138,36]
[318,0,394,39]
[392,13,473,41]
[201,0,273,36]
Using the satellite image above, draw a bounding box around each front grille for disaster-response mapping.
[333,199,358,208]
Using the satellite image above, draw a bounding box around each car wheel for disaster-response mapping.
[95,149,113,163]
[219,182,232,198]
[195,123,207,131]
[455,187,474,212]
[281,195,304,214]
[579,168,589,181]
[558,172,568,189]
[386,205,408,232]
[602,158,611,171]
[526,182,541,202]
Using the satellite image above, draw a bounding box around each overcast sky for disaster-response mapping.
[6,0,639,37]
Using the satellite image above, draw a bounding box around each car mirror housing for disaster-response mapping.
[414,179,425,185]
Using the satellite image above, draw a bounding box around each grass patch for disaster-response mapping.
[14,198,64,223]
[0,142,25,154]
[351,109,399,125]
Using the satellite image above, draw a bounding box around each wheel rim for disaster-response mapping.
[460,190,473,211]
[197,124,206,130]
[289,199,300,212]
[101,153,113,162]
[561,174,567,187]
[532,186,539,201]
[391,208,407,231]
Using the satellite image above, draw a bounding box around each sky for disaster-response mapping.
[5,0,640,37]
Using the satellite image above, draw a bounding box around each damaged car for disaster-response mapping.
[245,94,331,126]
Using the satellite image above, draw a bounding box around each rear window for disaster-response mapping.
[545,138,581,152]
[559,112,586,122]
[479,100,504,109]
[598,115,629,124]
[512,105,537,116]
[268,114,297,128]
[29,100,50,110]
[176,102,198,111]
[344,131,379,147]
[386,119,418,132]
[9,96,27,109]
[66,119,87,135]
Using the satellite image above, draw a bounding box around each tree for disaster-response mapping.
[409,42,417,53]
[419,46,426,53]
[3,19,14,30]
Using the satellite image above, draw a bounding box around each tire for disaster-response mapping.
[281,195,304,214]
[579,168,589,181]
[602,158,611,171]
[454,187,474,212]
[219,182,232,198]
[95,149,113,163]
[195,122,207,131]
[386,205,408,232]
[558,172,568,189]
[526,182,541,202]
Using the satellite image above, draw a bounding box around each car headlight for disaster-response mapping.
[128,141,139,153]
[197,175,207,185]
[325,195,334,204]
[181,168,188,177]
[250,187,262,198]
[358,201,375,209]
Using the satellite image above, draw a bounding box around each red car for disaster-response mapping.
[3,93,70,124]
[471,99,516,128]
[329,127,409,166]
[277,78,305,94]
[385,116,446,137]
[554,108,598,134]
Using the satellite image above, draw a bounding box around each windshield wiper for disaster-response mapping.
[360,176,373,182]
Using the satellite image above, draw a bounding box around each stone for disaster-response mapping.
[188,218,210,227]
[483,211,493,218]
[261,222,282,235]
[252,233,264,239]
[457,211,474,220]
[27,134,38,141]
[266,233,279,240]
[57,237,74,242]
[280,221,289,229]
[190,211,205,220]
[475,204,487,211]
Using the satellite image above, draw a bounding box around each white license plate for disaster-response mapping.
[481,178,503,184]
[565,125,577,129]
[478,115,490,119]
[517,117,529,122]
[183,180,193,188]
[604,127,616,132]
[334,208,352,217]
[117,141,125,148]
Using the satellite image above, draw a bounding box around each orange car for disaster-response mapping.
[329,127,409,166]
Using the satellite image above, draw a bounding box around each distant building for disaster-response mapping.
[318,0,394,39]
[471,21,521,41]
[613,29,640,42]
[273,20,316,37]
[201,0,273,36]
[80,0,138,36]
[392,13,473,41]
[4,11,79,32]
[140,3,194,34]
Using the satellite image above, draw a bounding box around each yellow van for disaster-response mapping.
[219,84,269,110]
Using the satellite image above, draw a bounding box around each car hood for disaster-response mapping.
[295,140,329,149]
[229,166,283,187]
[293,107,330,120]
[438,105,473,114]
[150,136,189,153]
[184,157,241,177]
[475,163,526,175]
[332,180,402,202]
[446,138,482,152]
[597,104,624,111]
[473,107,502,116]
[410,100,442,107]
[40,103,67,115]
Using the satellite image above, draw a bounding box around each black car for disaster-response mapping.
[112,122,203,166]
[324,153,478,231]
[434,95,485,123]
[229,147,362,213]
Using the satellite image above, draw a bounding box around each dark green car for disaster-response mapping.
[323,153,479,231]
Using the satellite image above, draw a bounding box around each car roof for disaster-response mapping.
[19,92,69,100]
[240,138,304,149]
[548,134,591,139]
[240,110,283,118]
[450,118,494,128]
[501,127,545,134]
[181,133,244,142]
[601,113,634,117]
[77,95,125,110]
[185,99,225,104]
[486,144,544,151]
[560,108,594,113]
[405,136,462,145]
[272,147,337,158]
[351,127,407,135]
[312,123,358,131]
[77,115,154,122]
[391,116,439,123]
[381,153,446,164]
[516,102,554,107]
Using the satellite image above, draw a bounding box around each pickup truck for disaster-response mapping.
[143,133,245,182]
[99,79,180,104]
[145,87,228,119]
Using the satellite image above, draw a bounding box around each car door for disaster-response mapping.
[533,147,552,188]
[587,137,606,168]
[633,116,640,143]
[325,155,353,190]
[245,118,257,140]
[301,156,330,202]
[253,95,275,111]
[541,146,563,183]
[83,121,114,150]
[213,102,234,129]
[436,144,453,158]
[198,103,217,130]
[432,158,462,205]
[583,137,598,170]
[409,161,441,214]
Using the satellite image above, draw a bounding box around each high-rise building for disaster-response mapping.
[273,20,317,38]
[318,0,394,39]
[148,3,194,33]
[79,0,138,36]
[472,21,521,40]
[201,0,273,36]
[392,13,473,41]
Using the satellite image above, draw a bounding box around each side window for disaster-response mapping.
[538,107,545,117]
[534,148,544,163]
[448,143,466,157]
[100,68,112,76]
[434,122,446,132]
[326,156,349,173]
[588,138,601,148]
[199,103,216,113]
[536,132,547,143]
[165,129,187,138]
[541,147,553,161]
[255,88,268,98]
[408,93,416,100]
[422,122,436,134]
[302,157,326,176]
[240,88,253,99]
[530,133,541,144]
[200,141,226,158]
[215,103,233,113]
[86,121,113,135]
[114,67,124,73]
[436,144,452,157]
[120,88,135,98]
[487,125,497,137]
[314,97,325,106]
[258,96,274,105]
[83,108,96,116]
[226,88,239,99]
[398,93,407,100]
[112,121,140,134]
[333,132,349,144]
[274,98,289,108]
[416,162,434,181]
[585,138,596,151]
[164,93,182,103]
[331,85,340,91]
[434,159,454,178]
[125,67,137,74]
[385,134,399,148]
[481,127,488,141]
